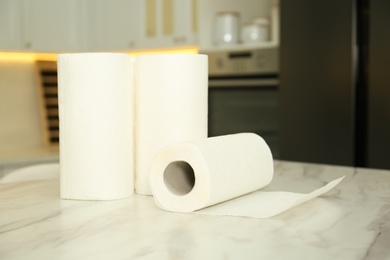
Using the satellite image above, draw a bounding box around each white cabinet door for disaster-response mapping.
[170,0,197,45]
[140,0,197,48]
[20,0,81,52]
[87,0,140,51]
[0,0,21,50]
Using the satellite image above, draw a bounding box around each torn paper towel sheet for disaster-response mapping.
[135,54,208,195]
[58,53,134,201]
[150,133,344,218]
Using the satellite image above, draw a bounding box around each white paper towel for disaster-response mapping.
[58,53,134,200]
[150,133,344,218]
[135,54,208,195]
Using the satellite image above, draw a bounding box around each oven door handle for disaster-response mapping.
[208,79,279,88]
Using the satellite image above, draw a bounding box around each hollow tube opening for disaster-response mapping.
[163,161,195,196]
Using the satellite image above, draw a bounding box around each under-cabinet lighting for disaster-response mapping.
[128,46,199,56]
[0,52,57,61]
[0,46,199,62]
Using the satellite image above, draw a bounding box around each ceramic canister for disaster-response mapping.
[214,12,240,46]
[241,17,270,44]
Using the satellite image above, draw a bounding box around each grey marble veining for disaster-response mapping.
[0,160,389,260]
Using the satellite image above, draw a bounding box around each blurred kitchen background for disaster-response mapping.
[0,0,389,178]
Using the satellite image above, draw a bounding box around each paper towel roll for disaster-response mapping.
[135,54,208,195]
[150,133,273,212]
[58,53,134,200]
[150,133,345,218]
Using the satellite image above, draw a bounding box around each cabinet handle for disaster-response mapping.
[173,37,187,44]
[128,41,135,48]
[25,41,32,49]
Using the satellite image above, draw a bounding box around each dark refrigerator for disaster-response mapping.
[279,0,390,169]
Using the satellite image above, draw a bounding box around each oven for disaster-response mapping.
[204,47,280,158]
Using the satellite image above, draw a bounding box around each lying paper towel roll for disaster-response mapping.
[135,54,208,195]
[150,133,345,218]
[58,53,134,200]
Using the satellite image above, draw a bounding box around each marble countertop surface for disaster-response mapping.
[1,160,389,260]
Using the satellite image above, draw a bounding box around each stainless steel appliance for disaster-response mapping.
[203,46,280,157]
[280,0,390,169]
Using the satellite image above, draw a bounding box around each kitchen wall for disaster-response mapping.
[0,60,43,153]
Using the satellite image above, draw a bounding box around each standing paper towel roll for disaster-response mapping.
[150,133,345,218]
[58,53,134,200]
[135,54,208,195]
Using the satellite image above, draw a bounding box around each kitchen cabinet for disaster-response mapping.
[20,0,82,52]
[1,0,197,53]
[87,0,141,51]
[0,0,21,50]
[139,0,197,48]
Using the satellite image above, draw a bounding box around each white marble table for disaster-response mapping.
[0,161,389,260]
[0,148,59,179]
